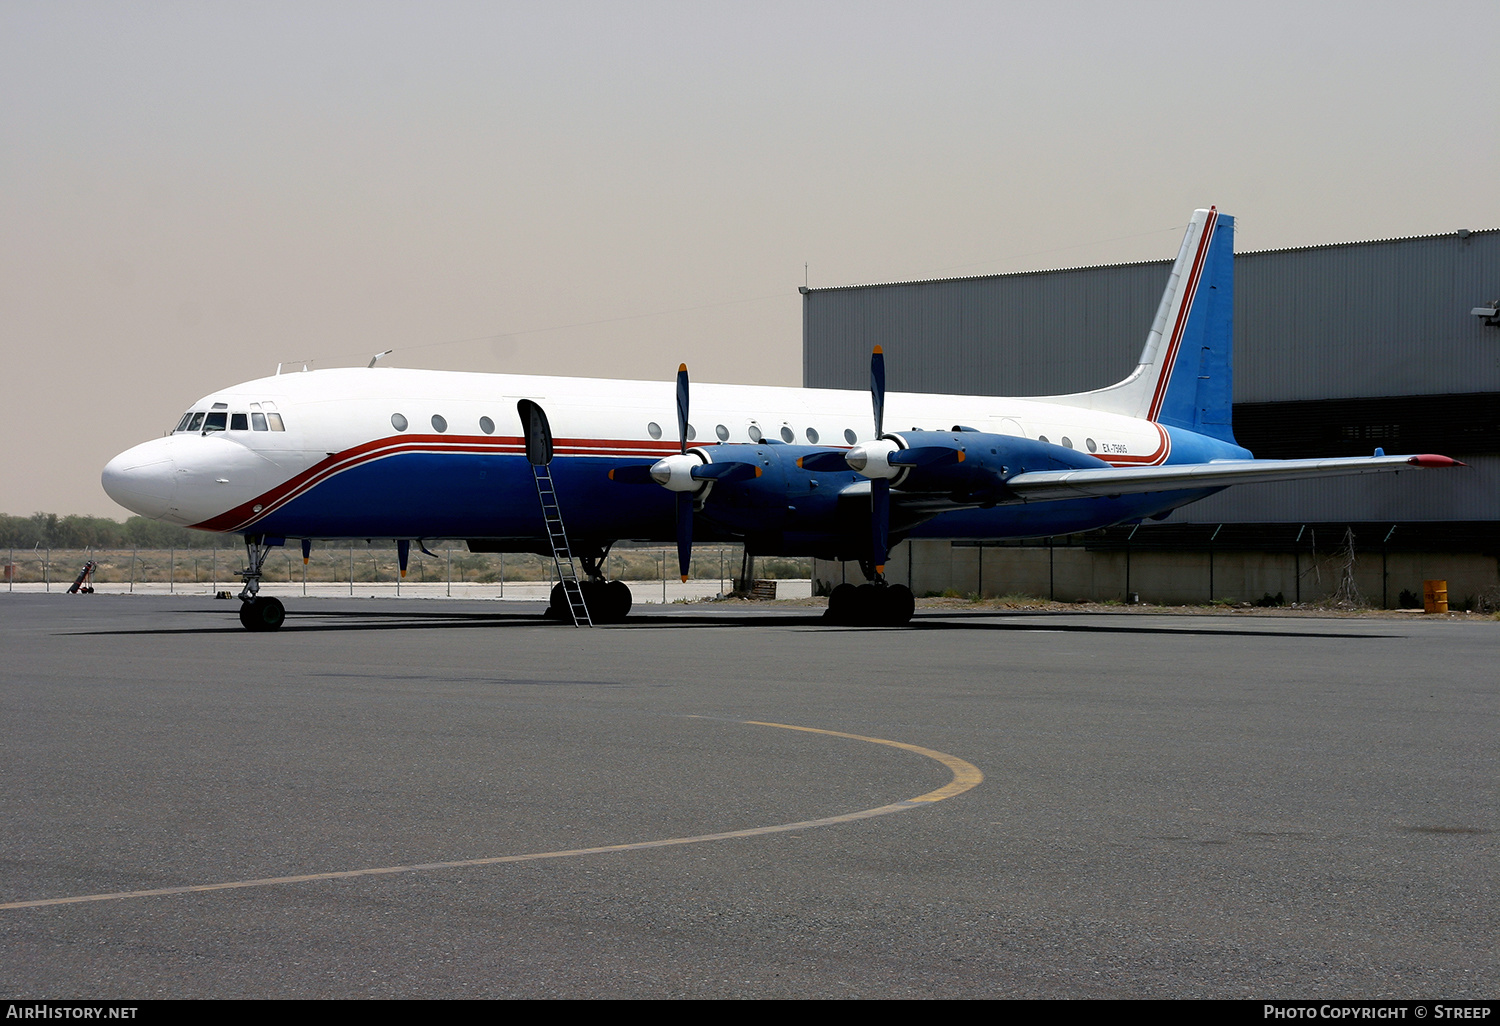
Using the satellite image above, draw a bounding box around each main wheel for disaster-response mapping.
[238,596,285,632]
[604,580,633,623]
[877,584,915,626]
[545,583,567,620]
[825,583,860,624]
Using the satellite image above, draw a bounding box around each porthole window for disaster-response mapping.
[716,424,729,441]
[780,425,794,443]
[432,414,448,433]
[844,428,857,445]
[1061,436,1073,449]
[479,416,495,434]
[1086,438,1097,453]
[647,421,662,440]
[748,424,763,443]
[392,413,408,432]
[1037,434,1049,444]
[686,423,696,441]
[806,427,820,443]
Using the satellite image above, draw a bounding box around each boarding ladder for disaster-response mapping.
[531,463,592,627]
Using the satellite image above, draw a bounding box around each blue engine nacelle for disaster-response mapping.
[871,430,1111,505]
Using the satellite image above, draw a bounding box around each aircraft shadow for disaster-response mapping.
[66,606,1389,639]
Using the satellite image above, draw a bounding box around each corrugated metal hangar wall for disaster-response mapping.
[803,227,1500,606]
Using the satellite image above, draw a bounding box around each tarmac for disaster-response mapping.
[0,592,1495,999]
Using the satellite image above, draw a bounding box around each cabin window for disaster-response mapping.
[251,412,268,431]
[1061,437,1073,449]
[267,413,284,431]
[203,412,227,432]
[748,424,763,443]
[806,427,819,443]
[1038,435,1049,444]
[479,416,495,434]
[715,424,729,441]
[844,429,857,445]
[647,422,662,440]
[230,413,249,431]
[432,414,448,433]
[780,425,794,443]
[1086,438,1097,453]
[686,423,696,441]
[391,413,408,432]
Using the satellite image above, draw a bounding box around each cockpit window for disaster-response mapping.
[230,413,249,431]
[175,413,194,432]
[203,412,227,432]
[267,413,285,431]
[251,412,268,431]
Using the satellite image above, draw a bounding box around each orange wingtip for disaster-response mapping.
[873,345,883,355]
[680,575,689,583]
[678,363,688,373]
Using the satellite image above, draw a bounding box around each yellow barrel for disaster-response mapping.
[1423,579,1449,614]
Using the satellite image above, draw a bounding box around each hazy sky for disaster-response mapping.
[4,1,1497,517]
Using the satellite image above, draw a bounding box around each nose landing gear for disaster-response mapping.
[236,535,286,632]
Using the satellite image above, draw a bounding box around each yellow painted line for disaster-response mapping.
[2,719,982,911]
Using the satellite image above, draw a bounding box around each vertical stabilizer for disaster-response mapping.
[1047,208,1237,443]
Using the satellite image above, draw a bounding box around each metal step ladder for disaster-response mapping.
[531,463,592,627]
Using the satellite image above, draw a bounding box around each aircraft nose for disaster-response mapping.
[102,438,177,519]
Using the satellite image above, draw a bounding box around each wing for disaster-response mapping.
[1003,454,1463,502]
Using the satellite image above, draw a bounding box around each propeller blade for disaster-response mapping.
[608,464,657,484]
[675,491,693,583]
[691,461,762,483]
[674,363,694,580]
[888,445,964,467]
[870,346,886,439]
[871,477,890,574]
[676,363,690,455]
[796,450,852,472]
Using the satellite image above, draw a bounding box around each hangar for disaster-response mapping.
[804,224,1500,607]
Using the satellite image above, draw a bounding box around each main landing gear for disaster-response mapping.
[236,535,285,632]
[546,550,633,624]
[823,560,915,627]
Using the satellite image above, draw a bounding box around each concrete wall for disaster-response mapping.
[813,542,1500,608]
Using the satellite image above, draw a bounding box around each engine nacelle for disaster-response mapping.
[881,430,1111,504]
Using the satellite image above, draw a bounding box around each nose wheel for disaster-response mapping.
[239,596,286,632]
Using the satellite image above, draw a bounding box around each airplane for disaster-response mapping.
[101,208,1462,631]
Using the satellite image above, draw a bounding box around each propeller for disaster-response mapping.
[868,347,890,575]
[674,364,692,582]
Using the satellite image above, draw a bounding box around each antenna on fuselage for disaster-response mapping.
[368,350,394,368]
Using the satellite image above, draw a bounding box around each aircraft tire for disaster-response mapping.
[825,583,859,624]
[239,596,285,632]
[605,580,632,622]
[880,584,915,626]
[545,583,567,620]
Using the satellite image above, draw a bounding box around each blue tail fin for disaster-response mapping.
[1050,207,1238,445]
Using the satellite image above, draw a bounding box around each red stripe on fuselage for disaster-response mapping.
[191,433,685,532]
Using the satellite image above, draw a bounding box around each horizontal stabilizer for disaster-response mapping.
[1005,454,1464,502]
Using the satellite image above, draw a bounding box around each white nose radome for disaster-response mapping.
[102,438,178,519]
